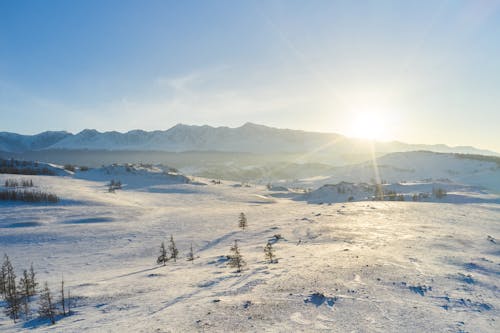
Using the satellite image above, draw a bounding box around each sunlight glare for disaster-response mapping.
[348,111,388,140]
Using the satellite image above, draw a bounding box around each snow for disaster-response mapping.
[0,162,499,331]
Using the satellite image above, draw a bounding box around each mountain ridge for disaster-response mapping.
[1,123,498,156]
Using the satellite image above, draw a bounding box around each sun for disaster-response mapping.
[347,111,388,141]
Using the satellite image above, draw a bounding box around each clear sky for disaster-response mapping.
[1,0,499,151]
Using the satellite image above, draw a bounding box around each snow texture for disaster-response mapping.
[0,155,499,332]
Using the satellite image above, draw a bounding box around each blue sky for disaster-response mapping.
[1,0,500,151]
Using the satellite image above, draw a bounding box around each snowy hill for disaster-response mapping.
[295,181,500,204]
[273,151,500,194]
[1,123,498,157]
[74,163,193,189]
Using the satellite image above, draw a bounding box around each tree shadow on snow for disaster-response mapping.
[22,313,74,329]
[304,293,337,307]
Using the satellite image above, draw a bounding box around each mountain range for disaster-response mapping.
[1,123,498,157]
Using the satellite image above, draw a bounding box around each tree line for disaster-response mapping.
[4,178,34,188]
[0,254,71,325]
[0,158,55,176]
[0,189,59,203]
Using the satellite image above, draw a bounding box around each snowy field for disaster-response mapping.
[0,167,499,332]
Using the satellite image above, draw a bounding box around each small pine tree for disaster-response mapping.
[60,276,66,316]
[28,263,37,296]
[4,283,20,322]
[4,257,16,294]
[18,269,31,318]
[0,257,6,297]
[264,242,277,263]
[169,235,179,262]
[238,212,247,230]
[228,240,245,273]
[157,241,169,266]
[187,243,194,263]
[3,255,20,322]
[38,282,56,324]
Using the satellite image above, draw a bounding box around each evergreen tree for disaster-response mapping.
[3,255,20,321]
[228,240,245,273]
[0,257,6,297]
[60,276,66,316]
[38,282,56,324]
[238,212,247,230]
[169,235,179,262]
[28,263,37,296]
[1,255,12,298]
[187,243,194,263]
[156,241,169,266]
[264,242,277,263]
[4,281,20,322]
[18,269,31,318]
[18,270,30,298]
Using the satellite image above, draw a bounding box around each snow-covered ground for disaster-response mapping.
[0,165,499,332]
